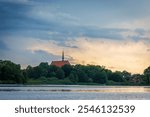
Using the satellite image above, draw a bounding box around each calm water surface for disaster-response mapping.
[0,85,150,100]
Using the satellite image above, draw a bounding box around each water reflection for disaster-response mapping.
[0,85,150,100]
[0,85,150,92]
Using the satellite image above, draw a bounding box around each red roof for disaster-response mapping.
[50,60,70,67]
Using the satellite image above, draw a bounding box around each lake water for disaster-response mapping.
[0,85,150,100]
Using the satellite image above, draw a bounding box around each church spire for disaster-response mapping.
[62,50,64,61]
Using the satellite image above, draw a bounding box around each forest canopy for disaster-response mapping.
[0,60,150,85]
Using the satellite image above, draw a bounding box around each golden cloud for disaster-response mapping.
[27,37,150,74]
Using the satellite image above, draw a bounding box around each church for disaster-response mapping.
[50,51,70,67]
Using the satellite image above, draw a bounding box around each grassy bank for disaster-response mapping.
[26,77,100,85]
[25,77,144,86]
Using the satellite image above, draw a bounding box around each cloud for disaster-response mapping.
[0,0,29,4]
[0,37,61,68]
[1,0,150,73]
[2,34,149,73]
[0,40,9,50]
[108,17,150,30]
[1,0,149,43]
[106,18,150,41]
[22,37,150,74]
[27,4,80,26]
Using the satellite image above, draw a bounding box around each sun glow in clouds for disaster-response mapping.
[0,0,150,74]
[27,37,150,74]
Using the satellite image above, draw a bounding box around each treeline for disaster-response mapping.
[0,60,150,85]
[0,60,27,84]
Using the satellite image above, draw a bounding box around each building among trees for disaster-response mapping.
[50,51,70,67]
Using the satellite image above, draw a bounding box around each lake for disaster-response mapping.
[0,85,150,100]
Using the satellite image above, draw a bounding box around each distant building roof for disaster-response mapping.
[50,50,70,67]
[50,60,70,67]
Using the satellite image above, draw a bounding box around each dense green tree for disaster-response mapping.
[110,71,123,82]
[144,66,150,84]
[29,62,49,78]
[26,63,48,79]
[22,69,28,84]
[56,68,65,79]
[76,69,89,82]
[93,71,107,84]
[105,69,112,81]
[73,64,88,82]
[0,60,25,84]
[26,65,33,78]
[84,65,104,79]
[31,66,41,78]
[69,71,78,83]
[47,65,59,77]
[38,62,49,77]
[1,59,150,85]
[62,64,73,77]
[130,74,143,85]
[122,70,131,81]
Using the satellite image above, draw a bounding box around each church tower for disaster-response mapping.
[62,50,64,61]
[50,50,70,67]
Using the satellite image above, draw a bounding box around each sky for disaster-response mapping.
[0,0,150,74]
